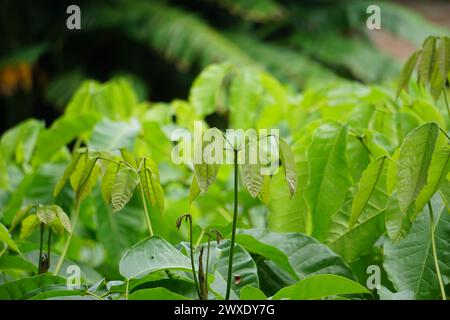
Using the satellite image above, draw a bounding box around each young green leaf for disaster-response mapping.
[397,50,420,97]
[140,167,165,213]
[111,167,140,213]
[53,149,84,197]
[0,223,20,253]
[241,142,263,198]
[278,138,297,198]
[189,175,201,204]
[101,162,120,204]
[272,274,369,300]
[194,162,220,193]
[240,285,267,300]
[349,156,387,227]
[75,157,101,202]
[419,36,436,87]
[20,215,40,240]
[397,122,439,214]
[258,175,270,204]
[306,123,351,241]
[415,146,450,216]
[437,37,450,80]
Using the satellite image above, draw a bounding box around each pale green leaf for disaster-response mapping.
[278,138,297,198]
[111,167,140,213]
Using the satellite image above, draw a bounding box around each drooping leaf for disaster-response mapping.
[415,146,450,216]
[111,167,140,213]
[139,158,164,213]
[278,138,297,198]
[189,175,200,204]
[100,161,119,204]
[194,162,220,193]
[272,274,369,300]
[396,50,420,96]
[349,156,388,227]
[53,149,84,197]
[75,158,101,202]
[258,175,270,204]
[437,37,450,79]
[241,143,263,198]
[306,123,351,241]
[397,122,439,214]
[418,37,436,86]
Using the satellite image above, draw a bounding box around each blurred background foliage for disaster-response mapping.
[1,0,449,133]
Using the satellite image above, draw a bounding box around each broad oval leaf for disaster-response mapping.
[119,236,191,279]
[272,274,369,300]
[129,287,190,300]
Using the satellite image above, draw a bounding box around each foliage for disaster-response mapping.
[1,44,450,300]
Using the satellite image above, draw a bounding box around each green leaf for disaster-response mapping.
[397,122,439,214]
[349,156,388,227]
[88,118,140,151]
[20,215,40,240]
[240,285,267,300]
[397,50,420,96]
[0,223,19,252]
[272,274,369,300]
[327,190,387,262]
[257,175,270,204]
[139,159,164,213]
[237,229,353,280]
[100,161,119,204]
[189,63,232,116]
[415,146,450,216]
[278,138,297,198]
[111,166,140,213]
[0,274,67,300]
[34,113,99,164]
[189,176,201,204]
[53,149,84,197]
[235,230,297,279]
[437,37,450,79]
[194,162,220,193]
[306,123,351,241]
[75,157,101,202]
[213,240,259,295]
[384,203,450,299]
[241,143,263,198]
[129,287,190,300]
[419,37,436,86]
[119,236,192,279]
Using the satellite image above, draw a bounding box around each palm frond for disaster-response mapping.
[95,0,255,70]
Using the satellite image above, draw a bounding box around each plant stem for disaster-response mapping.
[54,200,81,275]
[47,229,52,271]
[427,202,447,300]
[139,184,154,237]
[205,235,211,295]
[194,229,205,249]
[125,279,129,300]
[225,149,239,300]
[38,223,44,274]
[188,216,201,299]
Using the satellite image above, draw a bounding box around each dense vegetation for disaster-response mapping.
[0,32,449,300]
